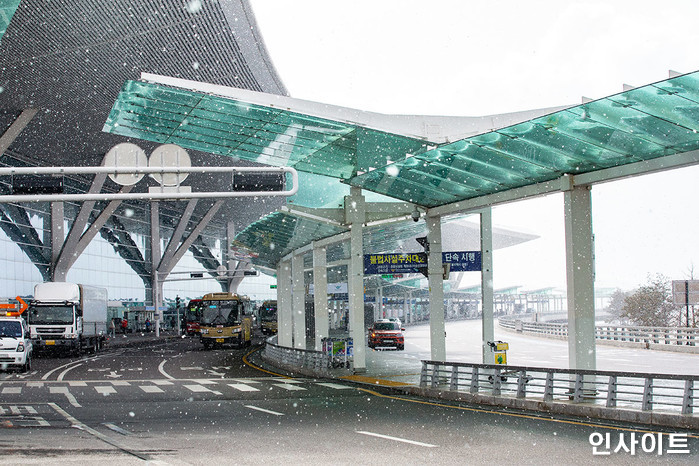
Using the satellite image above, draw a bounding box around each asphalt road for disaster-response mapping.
[1,335,697,464]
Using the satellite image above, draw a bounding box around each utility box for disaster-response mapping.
[488,340,509,365]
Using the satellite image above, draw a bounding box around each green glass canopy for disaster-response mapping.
[105,71,699,209]
[104,70,699,268]
[0,0,21,45]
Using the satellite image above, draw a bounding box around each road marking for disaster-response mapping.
[230,378,262,384]
[49,403,152,461]
[2,387,21,394]
[105,371,122,379]
[228,383,260,392]
[356,431,438,447]
[95,386,117,396]
[110,381,130,386]
[157,359,175,380]
[68,381,87,387]
[27,382,43,388]
[190,379,217,385]
[244,405,284,416]
[104,422,132,436]
[184,384,214,393]
[49,386,82,407]
[315,383,352,390]
[139,385,164,393]
[269,377,303,383]
[180,366,203,370]
[56,363,83,382]
[42,360,82,380]
[152,380,174,386]
[273,383,306,391]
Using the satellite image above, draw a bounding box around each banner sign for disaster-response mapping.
[363,251,481,275]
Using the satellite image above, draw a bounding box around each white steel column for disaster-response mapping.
[50,202,64,279]
[150,202,161,337]
[277,260,293,347]
[291,252,306,349]
[312,244,328,351]
[377,287,383,319]
[480,208,495,363]
[346,187,366,371]
[564,185,596,370]
[427,215,446,361]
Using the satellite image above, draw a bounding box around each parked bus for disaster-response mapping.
[184,298,202,336]
[199,293,253,349]
[258,300,277,335]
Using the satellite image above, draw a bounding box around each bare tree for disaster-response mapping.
[605,288,629,324]
[620,274,680,327]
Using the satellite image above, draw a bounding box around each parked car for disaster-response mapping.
[368,320,404,350]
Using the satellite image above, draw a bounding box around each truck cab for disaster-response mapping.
[0,313,32,372]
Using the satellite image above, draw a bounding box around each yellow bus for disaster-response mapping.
[258,300,277,335]
[199,293,253,349]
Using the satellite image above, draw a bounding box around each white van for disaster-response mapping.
[0,315,33,372]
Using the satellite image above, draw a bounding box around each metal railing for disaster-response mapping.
[420,360,698,415]
[263,337,330,372]
[499,316,699,346]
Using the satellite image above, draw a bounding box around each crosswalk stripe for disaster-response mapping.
[315,383,352,390]
[139,385,164,393]
[2,387,21,394]
[184,384,212,393]
[190,379,217,385]
[273,383,307,391]
[95,386,117,395]
[228,383,259,392]
[68,381,87,387]
[152,380,174,386]
[110,381,130,386]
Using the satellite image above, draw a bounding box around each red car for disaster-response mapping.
[368,320,404,350]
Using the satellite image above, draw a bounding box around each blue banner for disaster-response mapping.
[363,251,481,275]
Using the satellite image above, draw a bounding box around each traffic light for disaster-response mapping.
[176,295,181,309]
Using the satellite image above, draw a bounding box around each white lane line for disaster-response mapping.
[180,366,203,370]
[110,381,130,386]
[228,383,260,392]
[49,386,82,408]
[157,359,175,380]
[315,383,352,390]
[355,430,438,448]
[27,382,43,388]
[56,363,83,382]
[230,378,262,384]
[244,405,284,416]
[190,379,217,385]
[356,431,438,448]
[2,387,21,394]
[139,385,164,393]
[68,381,87,387]
[103,423,133,436]
[95,386,117,396]
[42,360,82,380]
[49,403,152,462]
[273,383,306,391]
[269,378,303,383]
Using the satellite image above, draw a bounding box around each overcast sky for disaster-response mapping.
[250,0,699,292]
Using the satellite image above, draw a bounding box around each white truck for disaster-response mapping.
[28,282,108,354]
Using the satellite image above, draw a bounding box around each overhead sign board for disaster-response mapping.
[363,251,481,275]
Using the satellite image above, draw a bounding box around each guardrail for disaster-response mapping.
[262,337,330,372]
[499,316,699,347]
[419,360,698,417]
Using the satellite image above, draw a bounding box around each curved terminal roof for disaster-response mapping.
[103,70,699,269]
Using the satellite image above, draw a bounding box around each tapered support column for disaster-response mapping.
[346,187,366,371]
[427,215,446,361]
[292,252,306,349]
[480,208,495,363]
[313,244,329,351]
[277,260,293,347]
[564,185,596,370]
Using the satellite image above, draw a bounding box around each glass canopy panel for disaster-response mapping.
[233,211,348,270]
[104,80,429,183]
[0,1,20,45]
